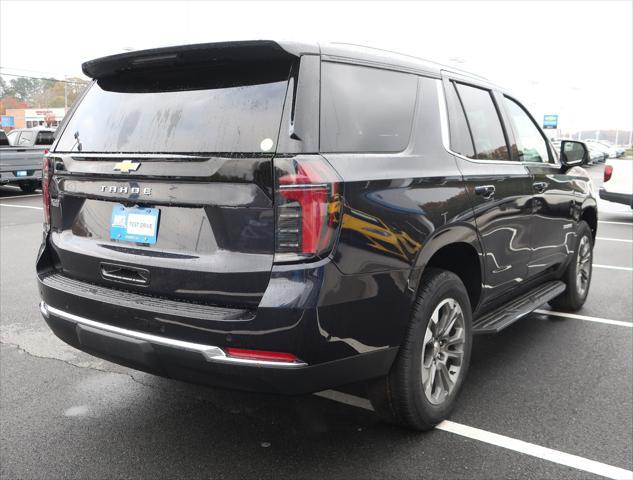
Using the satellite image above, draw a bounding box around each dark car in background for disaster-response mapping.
[37,41,597,430]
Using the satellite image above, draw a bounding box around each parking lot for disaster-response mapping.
[0,163,631,479]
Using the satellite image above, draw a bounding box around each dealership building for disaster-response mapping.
[2,107,66,129]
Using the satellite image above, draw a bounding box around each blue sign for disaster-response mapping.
[543,114,558,129]
[110,204,160,245]
[1,116,14,127]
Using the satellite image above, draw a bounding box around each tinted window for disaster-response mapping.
[56,64,290,153]
[455,83,509,161]
[445,82,475,157]
[17,131,35,146]
[35,131,55,145]
[503,97,549,163]
[321,62,417,152]
[0,132,8,146]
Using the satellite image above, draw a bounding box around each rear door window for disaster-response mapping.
[56,64,290,153]
[320,62,417,153]
[455,83,510,161]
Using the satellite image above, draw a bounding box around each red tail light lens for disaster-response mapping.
[604,165,613,182]
[225,348,302,363]
[274,156,342,263]
[42,154,51,227]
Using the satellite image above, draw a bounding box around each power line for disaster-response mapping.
[0,72,88,85]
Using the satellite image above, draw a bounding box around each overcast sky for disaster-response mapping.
[1,0,631,132]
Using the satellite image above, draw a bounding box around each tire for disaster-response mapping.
[19,182,38,193]
[368,268,472,431]
[549,221,593,311]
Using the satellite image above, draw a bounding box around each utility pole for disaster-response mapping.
[63,75,68,111]
[615,130,619,145]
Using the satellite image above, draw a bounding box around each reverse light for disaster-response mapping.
[604,165,613,182]
[273,156,343,263]
[225,348,302,363]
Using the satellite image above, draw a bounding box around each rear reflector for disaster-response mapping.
[225,348,301,363]
[273,156,342,263]
[604,165,613,182]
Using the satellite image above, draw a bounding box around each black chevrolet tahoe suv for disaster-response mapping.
[37,41,597,430]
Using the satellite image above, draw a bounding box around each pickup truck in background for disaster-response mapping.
[0,128,55,193]
[600,158,633,208]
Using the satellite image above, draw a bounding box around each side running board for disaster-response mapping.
[472,280,566,334]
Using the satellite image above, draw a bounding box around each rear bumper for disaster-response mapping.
[599,188,633,207]
[0,169,41,184]
[40,301,397,394]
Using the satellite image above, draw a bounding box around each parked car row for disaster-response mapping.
[0,127,55,192]
[551,138,606,165]
[584,138,626,159]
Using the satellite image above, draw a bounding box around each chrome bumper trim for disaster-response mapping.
[40,302,306,369]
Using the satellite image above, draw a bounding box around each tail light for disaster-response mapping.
[604,165,613,182]
[42,153,51,228]
[274,156,343,263]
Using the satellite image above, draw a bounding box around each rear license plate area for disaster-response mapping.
[15,170,27,177]
[110,204,160,245]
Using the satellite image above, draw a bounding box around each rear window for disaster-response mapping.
[35,131,55,145]
[320,62,417,153]
[56,64,290,153]
[0,131,8,146]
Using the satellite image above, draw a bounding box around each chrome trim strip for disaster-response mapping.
[40,302,306,368]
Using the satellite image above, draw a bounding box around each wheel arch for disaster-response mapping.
[409,224,485,313]
[580,204,597,241]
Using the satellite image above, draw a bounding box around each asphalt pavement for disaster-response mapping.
[1,163,631,480]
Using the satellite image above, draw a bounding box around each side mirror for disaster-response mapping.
[560,140,587,168]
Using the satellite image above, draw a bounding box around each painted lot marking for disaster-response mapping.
[0,193,40,200]
[594,264,633,272]
[599,220,632,226]
[596,237,633,243]
[0,203,43,210]
[315,390,633,480]
[534,309,633,328]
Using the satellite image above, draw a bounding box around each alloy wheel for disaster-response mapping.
[421,298,466,405]
[576,235,592,297]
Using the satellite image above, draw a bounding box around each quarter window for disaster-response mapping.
[503,97,550,163]
[320,62,417,153]
[455,83,509,161]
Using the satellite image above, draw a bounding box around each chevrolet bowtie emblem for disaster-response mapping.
[113,160,140,173]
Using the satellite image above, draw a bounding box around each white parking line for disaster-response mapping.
[596,237,633,243]
[315,390,633,480]
[599,220,632,226]
[0,193,40,200]
[0,204,43,210]
[593,264,633,271]
[534,309,633,328]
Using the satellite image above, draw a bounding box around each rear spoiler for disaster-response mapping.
[82,40,317,79]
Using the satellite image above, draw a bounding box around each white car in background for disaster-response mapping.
[600,159,633,208]
[585,139,623,158]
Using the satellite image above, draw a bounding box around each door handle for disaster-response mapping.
[474,185,495,200]
[533,181,547,193]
